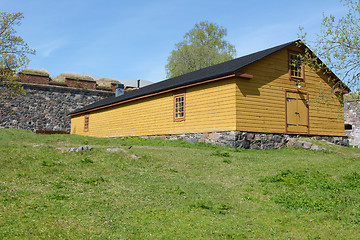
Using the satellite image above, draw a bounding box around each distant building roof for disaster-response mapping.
[90,75,153,88]
[117,79,153,88]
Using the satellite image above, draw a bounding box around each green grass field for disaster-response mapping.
[1,129,360,239]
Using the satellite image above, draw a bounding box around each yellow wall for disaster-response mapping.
[71,44,345,137]
[71,78,237,137]
[235,45,345,136]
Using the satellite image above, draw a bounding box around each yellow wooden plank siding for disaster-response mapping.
[71,78,237,137]
[235,45,345,136]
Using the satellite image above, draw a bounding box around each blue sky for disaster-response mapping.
[2,0,346,83]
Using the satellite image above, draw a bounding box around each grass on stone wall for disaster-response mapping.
[97,78,120,83]
[21,68,50,77]
[50,76,66,83]
[1,128,360,239]
[60,73,94,81]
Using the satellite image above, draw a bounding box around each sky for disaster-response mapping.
[2,0,347,83]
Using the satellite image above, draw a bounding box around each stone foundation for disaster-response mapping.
[139,131,349,149]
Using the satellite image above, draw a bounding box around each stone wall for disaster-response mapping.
[0,83,113,133]
[140,131,349,150]
[344,100,360,147]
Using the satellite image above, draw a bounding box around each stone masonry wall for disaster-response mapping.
[344,100,360,147]
[140,131,349,149]
[0,83,113,133]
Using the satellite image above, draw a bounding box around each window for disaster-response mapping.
[173,92,185,122]
[345,124,352,130]
[84,115,89,132]
[289,51,304,80]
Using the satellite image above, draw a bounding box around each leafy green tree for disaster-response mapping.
[165,21,236,78]
[299,0,360,91]
[0,12,35,111]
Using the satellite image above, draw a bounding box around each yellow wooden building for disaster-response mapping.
[69,40,350,145]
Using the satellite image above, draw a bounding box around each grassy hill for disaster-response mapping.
[1,129,360,239]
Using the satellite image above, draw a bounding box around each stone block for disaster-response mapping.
[293,141,305,148]
[287,138,296,147]
[310,145,322,151]
[262,141,275,150]
[254,134,262,141]
[302,141,313,149]
[250,140,261,150]
[266,134,274,141]
[246,133,255,141]
[273,135,283,143]
[186,138,197,144]
[235,140,250,149]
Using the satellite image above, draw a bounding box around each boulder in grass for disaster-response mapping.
[69,146,93,152]
[310,145,322,151]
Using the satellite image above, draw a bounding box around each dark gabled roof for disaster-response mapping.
[69,40,299,116]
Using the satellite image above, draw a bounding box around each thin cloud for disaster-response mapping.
[35,38,67,57]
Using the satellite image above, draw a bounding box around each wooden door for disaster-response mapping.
[286,91,309,134]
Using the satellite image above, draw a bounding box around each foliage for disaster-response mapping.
[98,77,119,83]
[1,129,360,238]
[299,0,360,91]
[345,91,360,100]
[165,21,236,78]
[0,12,35,112]
[21,68,49,77]
[211,150,230,157]
[60,72,94,81]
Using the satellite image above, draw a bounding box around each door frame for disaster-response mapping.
[285,89,309,134]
